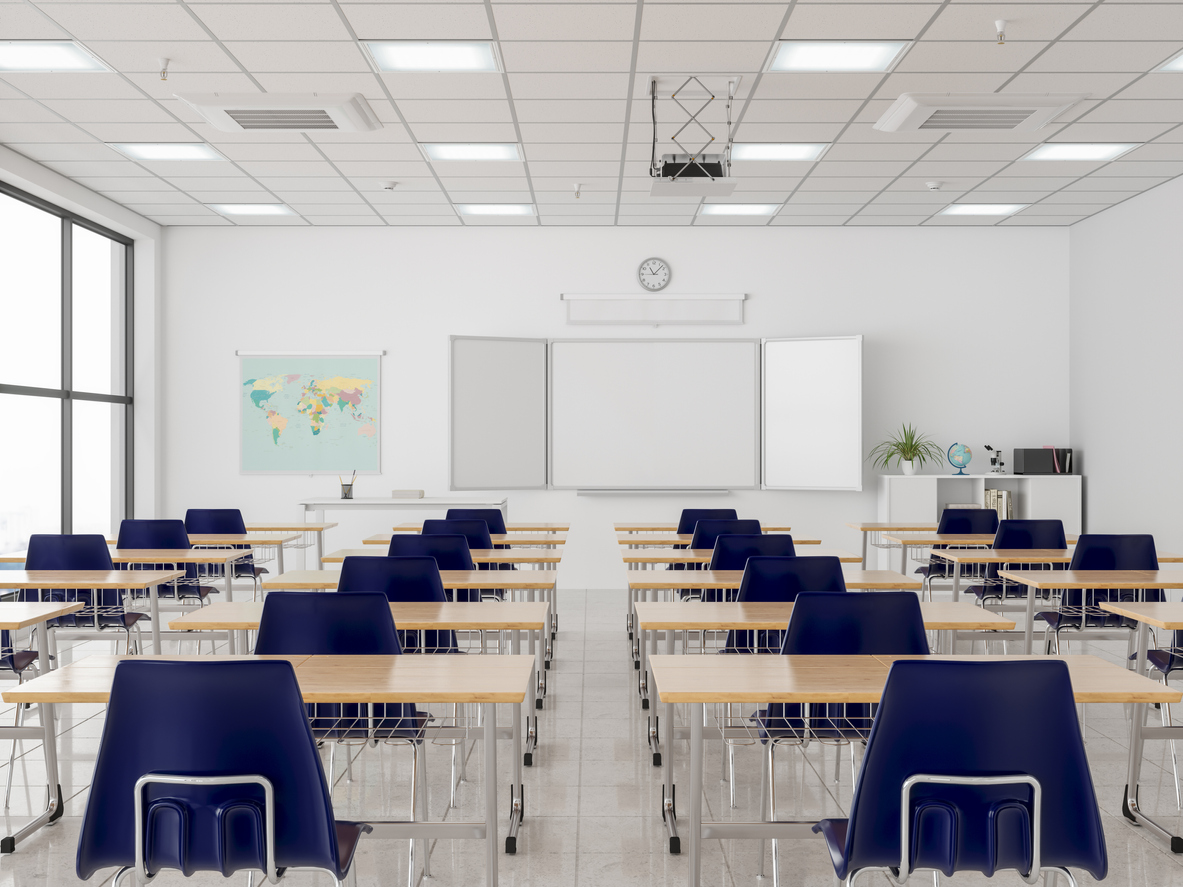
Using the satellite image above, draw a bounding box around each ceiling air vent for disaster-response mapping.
[177,93,382,133]
[874,93,1086,133]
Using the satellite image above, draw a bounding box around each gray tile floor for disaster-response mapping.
[1,589,1183,885]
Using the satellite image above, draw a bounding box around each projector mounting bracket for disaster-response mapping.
[649,76,735,181]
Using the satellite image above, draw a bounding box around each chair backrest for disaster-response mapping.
[385,535,475,571]
[115,519,192,551]
[937,508,999,535]
[254,592,401,655]
[676,508,738,534]
[337,556,446,602]
[183,508,247,535]
[445,508,507,535]
[1069,534,1158,570]
[689,519,762,551]
[25,534,113,570]
[709,534,796,570]
[737,557,847,601]
[77,659,347,880]
[422,519,493,552]
[840,659,1107,880]
[782,591,929,655]
[992,519,1067,550]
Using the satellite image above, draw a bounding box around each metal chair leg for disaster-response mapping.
[407,743,417,887]
[5,672,25,807]
[1165,674,1181,809]
[769,742,780,887]
[758,741,769,878]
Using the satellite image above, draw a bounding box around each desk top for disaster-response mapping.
[614,523,793,533]
[933,549,1183,565]
[0,548,251,565]
[0,570,185,589]
[627,569,921,591]
[846,522,938,532]
[321,548,562,565]
[0,601,85,630]
[998,569,1183,590]
[883,533,1079,546]
[1099,601,1183,630]
[2,653,535,704]
[301,497,507,510]
[633,601,1014,632]
[103,534,301,547]
[365,533,567,546]
[246,523,338,532]
[621,548,860,564]
[263,569,556,591]
[617,533,821,546]
[169,600,550,632]
[393,522,569,533]
[648,653,1178,704]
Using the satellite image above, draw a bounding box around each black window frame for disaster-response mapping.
[0,178,134,532]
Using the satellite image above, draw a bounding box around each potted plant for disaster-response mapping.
[868,424,944,476]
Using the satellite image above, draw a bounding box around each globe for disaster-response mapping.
[947,442,972,476]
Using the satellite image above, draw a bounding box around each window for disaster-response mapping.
[0,181,132,554]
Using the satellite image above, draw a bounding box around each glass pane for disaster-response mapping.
[72,225,125,395]
[0,394,61,555]
[72,400,124,539]
[0,192,60,389]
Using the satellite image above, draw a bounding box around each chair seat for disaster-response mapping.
[1036,609,1128,631]
[5,650,38,674]
[331,822,368,881]
[812,818,850,879]
[1146,648,1183,675]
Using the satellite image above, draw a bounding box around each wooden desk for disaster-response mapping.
[0,570,185,656]
[322,548,562,567]
[100,534,302,574]
[998,569,1183,655]
[615,523,793,533]
[883,532,1079,576]
[365,533,567,547]
[393,522,568,534]
[263,570,556,592]
[647,652,1178,885]
[247,522,339,568]
[845,521,938,568]
[4,653,533,884]
[627,570,920,592]
[621,548,860,566]
[618,533,821,547]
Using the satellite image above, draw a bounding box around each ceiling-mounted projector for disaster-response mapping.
[658,153,726,178]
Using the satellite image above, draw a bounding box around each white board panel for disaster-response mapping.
[550,339,759,489]
[451,337,547,490]
[763,336,862,491]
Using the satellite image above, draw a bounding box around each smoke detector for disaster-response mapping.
[874,93,1086,132]
[177,93,382,132]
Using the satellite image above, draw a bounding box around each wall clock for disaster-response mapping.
[638,257,671,291]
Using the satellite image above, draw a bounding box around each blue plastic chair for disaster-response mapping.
[688,519,762,553]
[183,508,267,591]
[445,508,507,535]
[675,509,738,534]
[966,519,1068,607]
[337,556,459,653]
[1037,534,1159,652]
[76,659,367,885]
[722,557,846,653]
[812,659,1107,885]
[423,519,514,577]
[386,535,479,602]
[115,519,213,606]
[708,534,797,576]
[917,509,1000,598]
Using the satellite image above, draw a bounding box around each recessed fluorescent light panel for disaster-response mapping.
[0,40,108,72]
[940,204,1028,216]
[1021,143,1140,162]
[110,143,223,161]
[1156,49,1183,72]
[731,143,829,161]
[699,204,780,216]
[457,204,535,216]
[768,41,910,73]
[422,143,521,162]
[207,204,295,217]
[364,41,500,73]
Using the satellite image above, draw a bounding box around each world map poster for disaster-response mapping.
[240,355,380,474]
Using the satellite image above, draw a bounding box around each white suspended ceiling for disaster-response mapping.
[2,0,1183,227]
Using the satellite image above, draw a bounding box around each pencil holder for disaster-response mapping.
[340,483,354,500]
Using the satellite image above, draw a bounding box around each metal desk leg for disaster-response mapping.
[226,623,238,655]
[224,558,236,604]
[900,543,908,577]
[860,532,868,570]
[1023,580,1037,654]
[149,584,161,653]
[661,627,679,853]
[1,619,63,852]
[483,701,500,887]
[276,543,285,578]
[506,630,525,853]
[689,701,704,887]
[951,561,961,603]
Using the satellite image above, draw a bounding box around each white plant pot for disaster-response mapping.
[901,461,916,476]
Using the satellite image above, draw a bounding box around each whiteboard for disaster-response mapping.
[550,339,760,489]
[451,337,547,489]
[763,336,862,491]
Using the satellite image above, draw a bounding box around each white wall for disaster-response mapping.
[162,225,1070,587]
[1070,177,1183,548]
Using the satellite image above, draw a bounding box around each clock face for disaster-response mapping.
[638,257,671,291]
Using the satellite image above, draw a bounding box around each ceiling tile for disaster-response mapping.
[0,3,69,37]
[1065,4,1183,40]
[518,122,624,141]
[0,72,145,100]
[493,4,639,40]
[926,4,1092,41]
[500,41,635,72]
[1026,41,1181,72]
[635,41,769,73]
[1053,121,1176,141]
[509,72,630,99]
[39,98,175,123]
[526,143,622,161]
[1075,99,1183,123]
[85,40,242,74]
[38,3,211,40]
[640,4,789,41]
[783,3,938,39]
[340,3,493,39]
[188,3,352,40]
[1001,71,1142,98]
[409,122,519,141]
[516,99,624,122]
[396,99,514,123]
[383,73,508,100]
[895,41,1045,73]
[810,160,913,177]
[740,99,863,123]
[222,41,370,72]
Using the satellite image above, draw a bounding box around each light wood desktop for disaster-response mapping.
[618,533,821,547]
[171,600,550,633]
[264,570,557,592]
[365,533,567,546]
[627,570,921,592]
[621,548,860,566]
[882,532,1080,576]
[392,522,568,533]
[4,653,533,886]
[998,569,1183,655]
[845,521,938,568]
[248,522,339,567]
[615,523,793,533]
[322,548,562,566]
[647,652,1178,886]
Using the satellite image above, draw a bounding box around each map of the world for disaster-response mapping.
[240,355,380,473]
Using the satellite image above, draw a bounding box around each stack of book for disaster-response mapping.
[984,489,1012,521]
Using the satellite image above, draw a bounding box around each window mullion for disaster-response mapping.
[61,218,72,535]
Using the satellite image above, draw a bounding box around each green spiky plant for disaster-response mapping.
[867,424,945,471]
